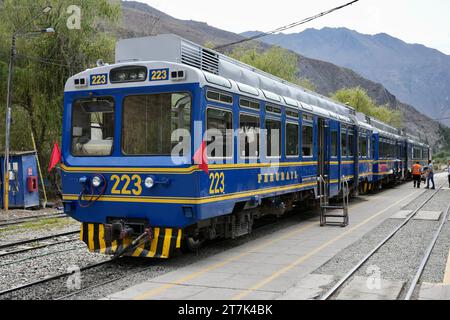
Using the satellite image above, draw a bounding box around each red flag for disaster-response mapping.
[193,141,209,174]
[48,142,61,172]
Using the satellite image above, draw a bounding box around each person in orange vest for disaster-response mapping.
[412,161,422,188]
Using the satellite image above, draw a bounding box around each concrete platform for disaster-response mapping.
[336,276,405,300]
[413,210,442,221]
[277,274,335,300]
[104,182,426,300]
[390,210,412,219]
[418,283,450,300]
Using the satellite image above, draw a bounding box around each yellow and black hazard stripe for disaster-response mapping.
[80,223,182,258]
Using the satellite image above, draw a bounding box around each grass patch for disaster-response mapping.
[0,217,77,234]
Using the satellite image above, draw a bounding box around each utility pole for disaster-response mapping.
[3,35,15,211]
[3,6,53,211]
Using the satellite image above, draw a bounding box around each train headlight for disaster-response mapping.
[144,177,154,189]
[92,176,102,188]
[110,66,148,83]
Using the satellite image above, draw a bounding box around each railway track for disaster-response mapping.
[320,183,450,300]
[0,207,318,300]
[0,212,67,227]
[0,230,79,258]
[0,259,114,297]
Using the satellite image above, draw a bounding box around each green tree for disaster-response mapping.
[229,45,315,91]
[331,87,402,127]
[0,0,119,192]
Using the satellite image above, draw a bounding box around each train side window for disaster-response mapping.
[265,118,281,158]
[302,124,313,157]
[359,135,367,158]
[239,98,260,111]
[286,122,299,157]
[348,132,354,157]
[122,93,191,155]
[331,130,338,157]
[239,113,260,158]
[206,108,233,159]
[372,137,376,158]
[341,131,347,158]
[206,90,233,105]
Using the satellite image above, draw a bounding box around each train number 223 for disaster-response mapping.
[149,68,169,81]
[110,174,142,195]
[209,172,225,195]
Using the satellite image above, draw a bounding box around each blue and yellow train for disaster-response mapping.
[61,35,430,258]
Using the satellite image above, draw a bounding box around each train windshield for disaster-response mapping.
[122,92,191,155]
[71,97,115,156]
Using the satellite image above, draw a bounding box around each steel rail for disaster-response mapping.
[0,259,114,297]
[0,238,78,258]
[404,193,450,299]
[320,184,444,300]
[0,230,79,251]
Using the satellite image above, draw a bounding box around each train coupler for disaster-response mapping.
[113,228,152,259]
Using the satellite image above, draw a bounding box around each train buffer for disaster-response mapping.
[319,176,349,227]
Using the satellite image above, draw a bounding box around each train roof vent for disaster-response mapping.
[181,41,219,75]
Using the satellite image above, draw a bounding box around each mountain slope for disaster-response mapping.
[242,28,450,126]
[118,1,442,146]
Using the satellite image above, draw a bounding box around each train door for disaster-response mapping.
[318,118,330,197]
[352,126,359,193]
[329,120,340,197]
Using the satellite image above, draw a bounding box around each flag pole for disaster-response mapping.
[30,130,47,208]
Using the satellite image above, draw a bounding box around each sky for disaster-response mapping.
[128,0,450,55]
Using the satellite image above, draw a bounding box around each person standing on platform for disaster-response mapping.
[448,161,450,188]
[412,161,422,188]
[425,160,435,189]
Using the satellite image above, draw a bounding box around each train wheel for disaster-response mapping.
[181,236,204,253]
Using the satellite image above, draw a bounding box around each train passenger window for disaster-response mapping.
[239,98,260,110]
[266,119,281,157]
[341,131,347,157]
[266,105,282,115]
[348,132,354,157]
[206,108,233,158]
[413,147,422,159]
[331,131,338,157]
[71,97,114,156]
[302,124,313,157]
[206,90,233,105]
[359,136,367,158]
[372,137,376,159]
[239,114,260,158]
[286,122,299,157]
[286,110,299,119]
[122,93,191,155]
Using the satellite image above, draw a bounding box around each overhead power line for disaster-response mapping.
[214,0,360,50]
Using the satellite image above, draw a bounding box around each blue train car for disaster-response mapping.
[61,35,429,258]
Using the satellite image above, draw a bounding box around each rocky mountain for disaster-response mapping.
[118,1,442,147]
[242,28,450,127]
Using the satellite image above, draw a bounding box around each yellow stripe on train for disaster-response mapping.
[81,223,182,259]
